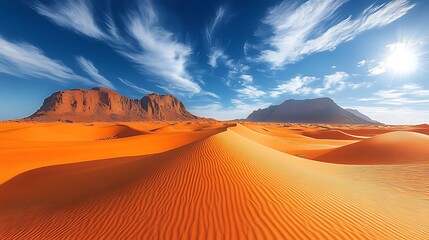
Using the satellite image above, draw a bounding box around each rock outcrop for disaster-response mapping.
[26,87,198,122]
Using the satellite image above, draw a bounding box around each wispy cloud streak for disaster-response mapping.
[76,56,115,89]
[118,77,151,94]
[359,84,429,105]
[205,5,228,44]
[34,0,207,96]
[120,1,200,95]
[0,35,89,83]
[34,0,105,39]
[259,0,415,68]
[205,6,231,69]
[207,47,227,68]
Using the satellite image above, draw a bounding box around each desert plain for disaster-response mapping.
[0,121,428,239]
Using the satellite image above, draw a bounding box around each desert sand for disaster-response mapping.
[1,121,428,239]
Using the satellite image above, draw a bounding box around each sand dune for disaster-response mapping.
[412,124,429,130]
[409,124,429,135]
[0,122,229,184]
[302,129,368,140]
[337,126,406,137]
[149,124,199,133]
[232,123,354,159]
[0,122,428,239]
[0,123,148,141]
[315,131,429,164]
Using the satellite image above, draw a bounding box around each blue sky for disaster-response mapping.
[0,0,428,124]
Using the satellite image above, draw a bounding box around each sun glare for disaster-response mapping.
[385,41,419,75]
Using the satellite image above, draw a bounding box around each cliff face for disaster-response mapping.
[26,87,198,122]
[140,93,195,120]
[246,98,378,125]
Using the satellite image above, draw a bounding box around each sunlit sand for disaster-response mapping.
[1,121,428,239]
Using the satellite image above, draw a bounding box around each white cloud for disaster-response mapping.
[240,74,253,83]
[118,77,151,94]
[34,0,210,97]
[236,85,266,99]
[0,35,89,83]
[270,76,317,97]
[360,84,429,106]
[189,99,270,120]
[270,72,369,97]
[380,98,429,105]
[105,15,121,41]
[349,82,372,90]
[204,5,234,75]
[216,57,251,86]
[403,84,420,90]
[34,0,105,39]
[199,91,220,99]
[321,71,370,93]
[357,60,366,67]
[76,56,115,89]
[227,61,250,75]
[331,65,337,69]
[243,42,249,55]
[357,59,388,76]
[259,0,414,68]
[324,71,348,89]
[121,3,200,95]
[364,40,421,77]
[368,62,387,76]
[375,89,405,99]
[205,5,228,44]
[207,47,227,68]
[403,84,429,96]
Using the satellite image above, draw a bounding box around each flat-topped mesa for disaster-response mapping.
[26,87,199,122]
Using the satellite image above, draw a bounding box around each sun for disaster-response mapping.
[385,41,419,75]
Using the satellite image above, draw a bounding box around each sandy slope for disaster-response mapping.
[316,131,429,164]
[301,129,368,140]
[233,123,355,159]
[0,123,148,141]
[0,122,428,239]
[0,122,229,183]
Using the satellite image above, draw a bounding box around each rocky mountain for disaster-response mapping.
[25,87,199,122]
[246,98,379,124]
[345,108,381,124]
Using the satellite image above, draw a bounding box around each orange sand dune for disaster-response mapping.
[241,122,369,140]
[149,123,200,133]
[148,121,228,133]
[302,129,368,140]
[0,123,148,141]
[412,123,429,129]
[315,131,429,164]
[239,122,305,137]
[0,122,428,239]
[336,126,408,137]
[409,124,429,135]
[0,122,229,183]
[233,123,354,158]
